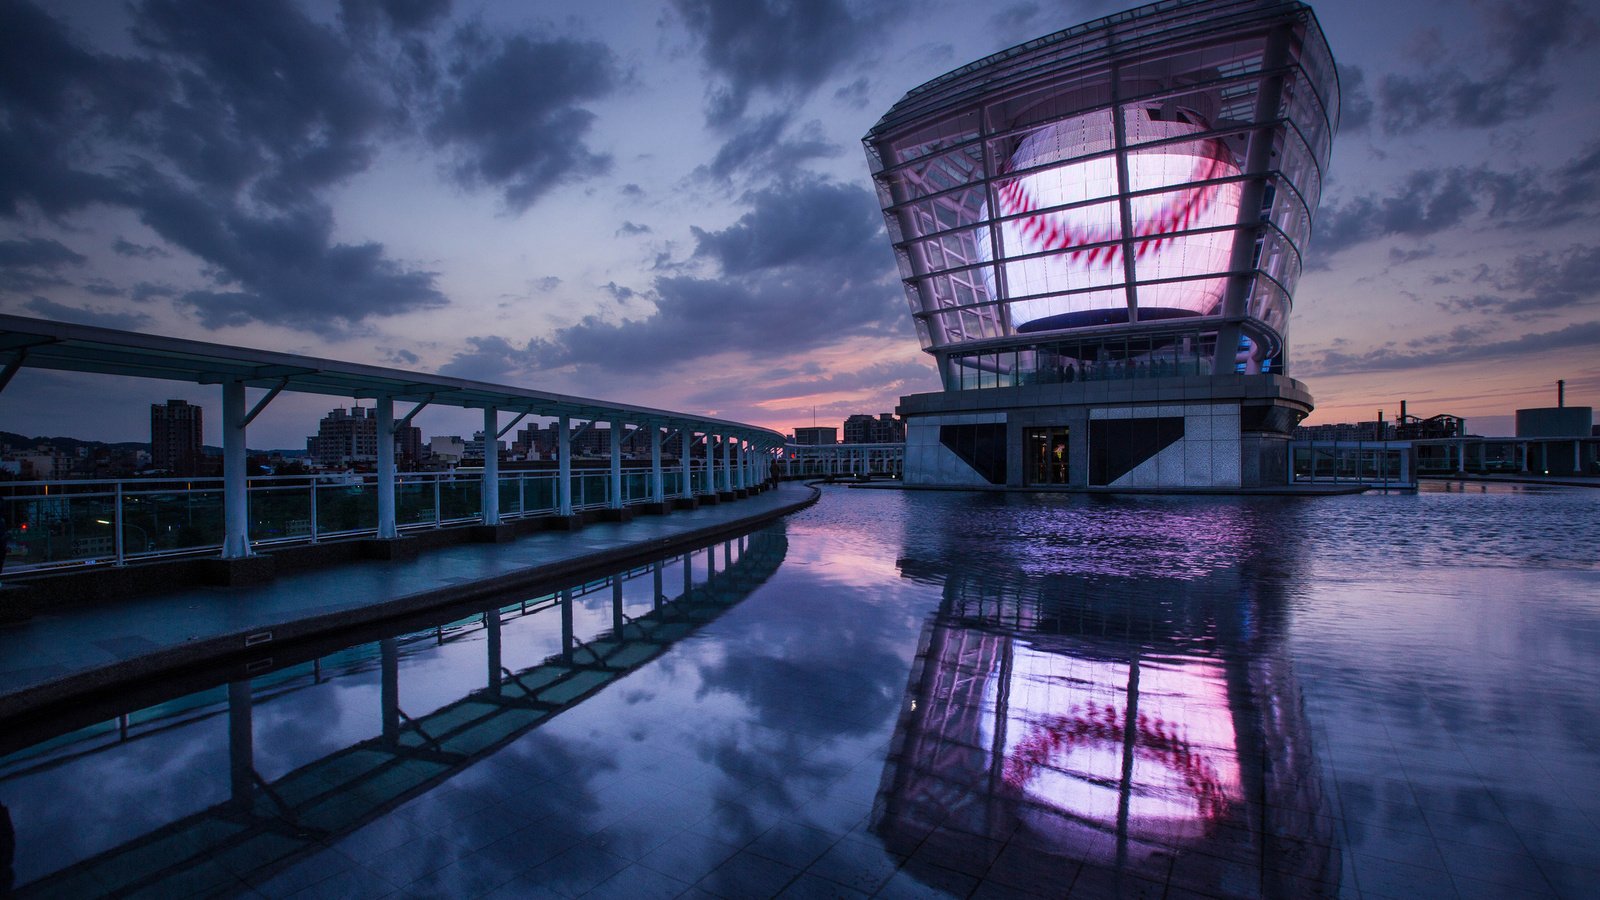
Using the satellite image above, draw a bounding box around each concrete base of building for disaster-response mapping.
[357,538,418,562]
[200,554,278,586]
[898,374,1314,491]
[698,494,721,505]
[717,491,738,502]
[469,524,517,543]
[546,514,586,531]
[672,497,700,511]
[635,501,671,516]
[597,507,636,523]
[0,583,34,623]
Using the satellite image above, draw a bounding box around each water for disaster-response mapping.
[1,483,1596,898]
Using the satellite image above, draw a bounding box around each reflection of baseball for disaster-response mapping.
[1003,701,1233,830]
[983,108,1243,326]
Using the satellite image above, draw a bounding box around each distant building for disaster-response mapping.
[1293,421,1390,442]
[306,406,423,468]
[429,435,466,464]
[844,413,905,444]
[794,427,838,446]
[150,399,204,475]
[464,430,507,461]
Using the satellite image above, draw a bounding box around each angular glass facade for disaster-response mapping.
[865,0,1338,392]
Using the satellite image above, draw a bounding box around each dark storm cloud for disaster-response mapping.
[1374,0,1597,133]
[23,297,152,330]
[443,176,900,380]
[698,112,840,182]
[430,31,619,211]
[340,0,453,34]
[1311,143,1600,259]
[672,0,890,125]
[1298,320,1600,376]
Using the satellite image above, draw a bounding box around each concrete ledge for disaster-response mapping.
[0,584,34,623]
[635,501,671,516]
[597,507,636,523]
[546,514,585,531]
[672,497,700,511]
[717,491,738,502]
[469,523,517,544]
[698,494,721,505]
[198,555,277,587]
[357,538,418,561]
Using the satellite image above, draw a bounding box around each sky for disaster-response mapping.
[2,0,1598,448]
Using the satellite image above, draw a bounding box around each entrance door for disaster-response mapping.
[1024,426,1070,485]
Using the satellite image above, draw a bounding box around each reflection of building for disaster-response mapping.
[150,399,203,475]
[306,407,423,468]
[877,509,1338,896]
[865,0,1338,489]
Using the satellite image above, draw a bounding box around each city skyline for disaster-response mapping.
[2,0,1598,448]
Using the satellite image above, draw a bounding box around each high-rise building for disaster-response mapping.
[150,399,203,475]
[844,413,906,444]
[306,406,423,469]
[794,427,838,446]
[865,0,1337,488]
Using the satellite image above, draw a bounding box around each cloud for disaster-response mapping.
[1311,144,1600,259]
[1336,64,1373,132]
[616,221,651,236]
[443,176,901,380]
[0,237,86,269]
[340,0,453,34]
[672,0,891,125]
[429,31,619,211]
[1373,0,1598,133]
[112,238,170,259]
[23,296,152,330]
[1297,320,1600,377]
[1438,244,1600,317]
[697,112,840,182]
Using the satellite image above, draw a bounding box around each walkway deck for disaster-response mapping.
[0,483,817,721]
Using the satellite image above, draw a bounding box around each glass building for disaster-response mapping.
[865,0,1338,488]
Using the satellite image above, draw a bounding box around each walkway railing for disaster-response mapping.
[1,466,701,572]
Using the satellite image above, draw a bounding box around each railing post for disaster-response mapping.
[309,480,319,543]
[433,475,442,527]
[113,481,125,565]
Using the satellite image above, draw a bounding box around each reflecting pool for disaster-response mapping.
[1,483,1597,898]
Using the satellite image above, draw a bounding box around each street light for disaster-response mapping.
[96,518,154,553]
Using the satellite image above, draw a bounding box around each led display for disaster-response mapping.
[980,108,1242,332]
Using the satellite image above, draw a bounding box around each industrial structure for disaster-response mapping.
[865,0,1338,488]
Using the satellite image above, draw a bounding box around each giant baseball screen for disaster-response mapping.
[866,0,1337,384]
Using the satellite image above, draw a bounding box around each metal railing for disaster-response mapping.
[1,466,703,572]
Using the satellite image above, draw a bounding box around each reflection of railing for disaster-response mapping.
[2,526,787,897]
[0,466,701,571]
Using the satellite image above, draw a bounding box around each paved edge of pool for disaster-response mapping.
[0,484,821,725]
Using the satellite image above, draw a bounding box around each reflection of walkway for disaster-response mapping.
[0,483,815,720]
[9,529,787,897]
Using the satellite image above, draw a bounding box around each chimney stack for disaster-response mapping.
[1558,379,1565,407]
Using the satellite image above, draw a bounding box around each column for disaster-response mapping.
[481,406,500,525]
[610,418,623,509]
[651,427,664,503]
[704,436,717,494]
[681,430,693,499]
[558,414,573,516]
[221,380,250,558]
[376,396,397,539]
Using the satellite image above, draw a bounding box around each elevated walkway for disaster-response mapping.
[0,483,817,722]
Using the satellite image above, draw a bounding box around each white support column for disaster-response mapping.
[610,418,624,508]
[221,380,250,558]
[736,440,746,490]
[481,406,500,525]
[650,426,664,503]
[705,436,718,494]
[681,429,693,499]
[720,435,731,492]
[558,414,573,516]
[376,396,397,539]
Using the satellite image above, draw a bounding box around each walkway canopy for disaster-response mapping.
[0,314,785,556]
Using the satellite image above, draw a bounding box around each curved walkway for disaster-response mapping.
[0,483,818,721]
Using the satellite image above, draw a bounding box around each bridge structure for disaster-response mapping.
[780,442,905,479]
[0,315,787,572]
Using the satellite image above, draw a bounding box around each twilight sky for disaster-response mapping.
[2,0,1598,448]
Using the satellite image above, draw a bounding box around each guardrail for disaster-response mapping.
[1,467,697,572]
